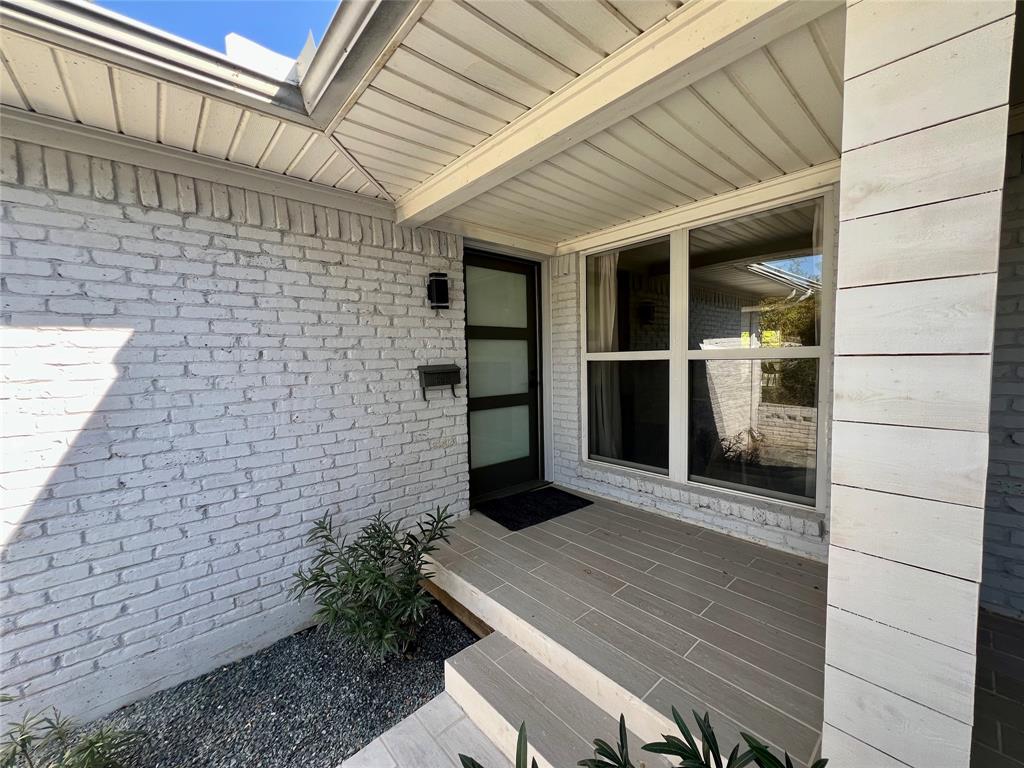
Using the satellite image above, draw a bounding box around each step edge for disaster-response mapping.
[434,560,676,747]
[445,654,556,768]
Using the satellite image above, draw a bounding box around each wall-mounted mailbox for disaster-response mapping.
[417,364,460,399]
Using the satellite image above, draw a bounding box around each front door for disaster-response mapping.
[465,250,542,502]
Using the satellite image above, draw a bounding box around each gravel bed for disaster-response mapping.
[90,602,476,768]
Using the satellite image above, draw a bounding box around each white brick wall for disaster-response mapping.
[0,139,469,720]
[983,132,1024,618]
[547,256,827,561]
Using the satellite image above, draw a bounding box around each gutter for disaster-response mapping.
[0,0,311,121]
[299,0,418,128]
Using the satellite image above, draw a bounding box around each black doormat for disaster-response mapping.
[473,487,593,531]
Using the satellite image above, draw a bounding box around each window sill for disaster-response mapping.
[579,456,825,522]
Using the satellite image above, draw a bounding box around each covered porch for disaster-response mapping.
[0,1,1019,768]
[428,491,826,767]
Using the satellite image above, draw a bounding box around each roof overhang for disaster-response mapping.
[0,0,848,259]
[0,106,394,218]
[0,0,311,122]
[299,0,422,129]
[0,0,427,131]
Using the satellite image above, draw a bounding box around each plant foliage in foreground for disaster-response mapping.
[1,694,140,768]
[459,708,827,768]
[291,505,454,657]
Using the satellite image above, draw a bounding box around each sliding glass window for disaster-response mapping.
[582,195,830,507]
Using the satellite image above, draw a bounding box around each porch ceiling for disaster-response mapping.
[442,6,845,246]
[329,0,685,199]
[0,0,845,253]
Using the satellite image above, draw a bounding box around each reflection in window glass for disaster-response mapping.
[588,360,669,473]
[689,359,817,503]
[586,238,670,352]
[688,199,823,351]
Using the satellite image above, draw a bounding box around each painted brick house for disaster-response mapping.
[0,1,1021,767]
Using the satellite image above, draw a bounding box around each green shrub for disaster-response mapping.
[291,506,455,657]
[0,696,140,768]
[459,708,827,768]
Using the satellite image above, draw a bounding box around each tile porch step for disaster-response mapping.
[430,509,824,767]
[445,632,669,768]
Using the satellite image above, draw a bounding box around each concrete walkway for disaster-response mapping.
[341,692,510,768]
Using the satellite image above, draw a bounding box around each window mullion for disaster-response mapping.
[687,346,823,361]
[669,228,687,482]
[585,350,671,361]
[816,186,838,516]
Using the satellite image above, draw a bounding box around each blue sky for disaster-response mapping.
[96,1,339,58]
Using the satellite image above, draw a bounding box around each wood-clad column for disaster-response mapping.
[823,3,1016,766]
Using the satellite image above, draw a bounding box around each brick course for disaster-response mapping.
[0,139,469,719]
[982,132,1024,619]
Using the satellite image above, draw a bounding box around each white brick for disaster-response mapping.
[0,137,468,723]
[983,163,1024,618]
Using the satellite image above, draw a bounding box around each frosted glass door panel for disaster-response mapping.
[465,252,539,499]
[466,266,528,328]
[468,339,529,398]
[470,406,530,468]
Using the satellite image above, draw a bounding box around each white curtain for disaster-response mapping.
[588,252,622,458]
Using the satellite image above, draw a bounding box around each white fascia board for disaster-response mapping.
[300,0,420,128]
[1,0,312,123]
[1,107,394,220]
[432,216,557,257]
[395,0,843,228]
[555,160,841,256]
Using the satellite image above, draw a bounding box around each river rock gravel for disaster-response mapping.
[89,602,476,768]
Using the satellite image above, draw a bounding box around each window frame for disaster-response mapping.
[583,236,673,474]
[579,187,836,514]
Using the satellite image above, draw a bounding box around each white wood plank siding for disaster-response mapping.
[824,606,976,724]
[832,355,993,433]
[823,3,1016,767]
[841,17,1014,151]
[835,192,1002,288]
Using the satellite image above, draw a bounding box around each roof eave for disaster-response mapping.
[1,0,311,122]
[298,0,418,128]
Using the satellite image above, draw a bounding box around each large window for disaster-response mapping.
[582,196,830,506]
[585,238,670,473]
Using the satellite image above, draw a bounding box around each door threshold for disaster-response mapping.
[470,479,550,508]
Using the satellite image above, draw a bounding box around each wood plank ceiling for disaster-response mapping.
[331,0,685,198]
[1,1,845,248]
[442,6,846,244]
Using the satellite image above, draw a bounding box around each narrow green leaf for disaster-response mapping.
[516,722,529,768]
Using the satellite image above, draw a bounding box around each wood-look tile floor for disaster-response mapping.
[973,609,1024,767]
[433,494,828,766]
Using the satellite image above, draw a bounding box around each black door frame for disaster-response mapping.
[464,248,544,502]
